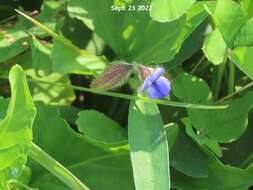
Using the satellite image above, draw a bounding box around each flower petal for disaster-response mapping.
[147,77,171,99]
[148,67,165,82]
[141,77,152,91]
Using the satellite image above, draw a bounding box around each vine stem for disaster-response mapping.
[216,81,253,103]
[29,143,90,190]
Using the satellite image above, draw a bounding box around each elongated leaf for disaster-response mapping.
[150,0,196,22]
[128,100,170,190]
[242,0,253,17]
[0,65,36,188]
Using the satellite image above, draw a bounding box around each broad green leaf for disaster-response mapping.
[212,0,247,46]
[167,21,207,67]
[173,73,253,143]
[172,153,253,190]
[30,36,53,76]
[231,46,253,80]
[52,39,107,75]
[202,29,227,65]
[165,123,208,178]
[234,18,253,47]
[222,113,253,167]
[29,103,135,190]
[67,0,94,30]
[68,0,210,64]
[242,0,253,17]
[17,51,75,106]
[0,30,29,62]
[150,0,196,22]
[128,100,170,190]
[182,118,222,158]
[76,110,127,145]
[0,65,36,188]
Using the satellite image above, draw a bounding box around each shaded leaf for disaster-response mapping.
[76,110,127,145]
[165,123,208,178]
[234,17,253,47]
[29,103,135,190]
[231,46,253,80]
[173,73,253,143]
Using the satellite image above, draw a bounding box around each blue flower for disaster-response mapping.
[140,67,171,99]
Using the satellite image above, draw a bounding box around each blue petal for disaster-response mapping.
[148,68,165,83]
[147,77,171,99]
[141,78,152,91]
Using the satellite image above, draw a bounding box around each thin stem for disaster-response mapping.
[0,74,227,109]
[29,76,228,109]
[8,180,37,190]
[216,81,253,103]
[0,15,16,24]
[190,55,205,74]
[228,61,235,94]
[213,58,227,100]
[15,9,88,55]
[29,143,90,190]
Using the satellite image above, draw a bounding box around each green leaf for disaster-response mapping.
[0,30,29,62]
[242,0,253,17]
[202,29,227,65]
[173,73,253,143]
[29,103,135,190]
[30,36,53,76]
[234,18,253,47]
[52,39,107,75]
[76,110,127,145]
[150,0,196,22]
[17,51,75,106]
[211,0,247,46]
[172,153,253,190]
[69,0,210,64]
[231,46,253,80]
[0,65,36,188]
[165,123,208,178]
[128,100,170,190]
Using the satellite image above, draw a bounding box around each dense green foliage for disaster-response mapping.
[1,0,253,189]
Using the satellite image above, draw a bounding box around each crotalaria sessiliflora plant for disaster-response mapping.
[1,0,253,190]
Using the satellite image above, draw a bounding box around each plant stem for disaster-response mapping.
[190,55,205,74]
[29,143,90,190]
[228,61,235,94]
[213,58,227,100]
[0,75,227,109]
[216,81,253,103]
[15,9,87,55]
